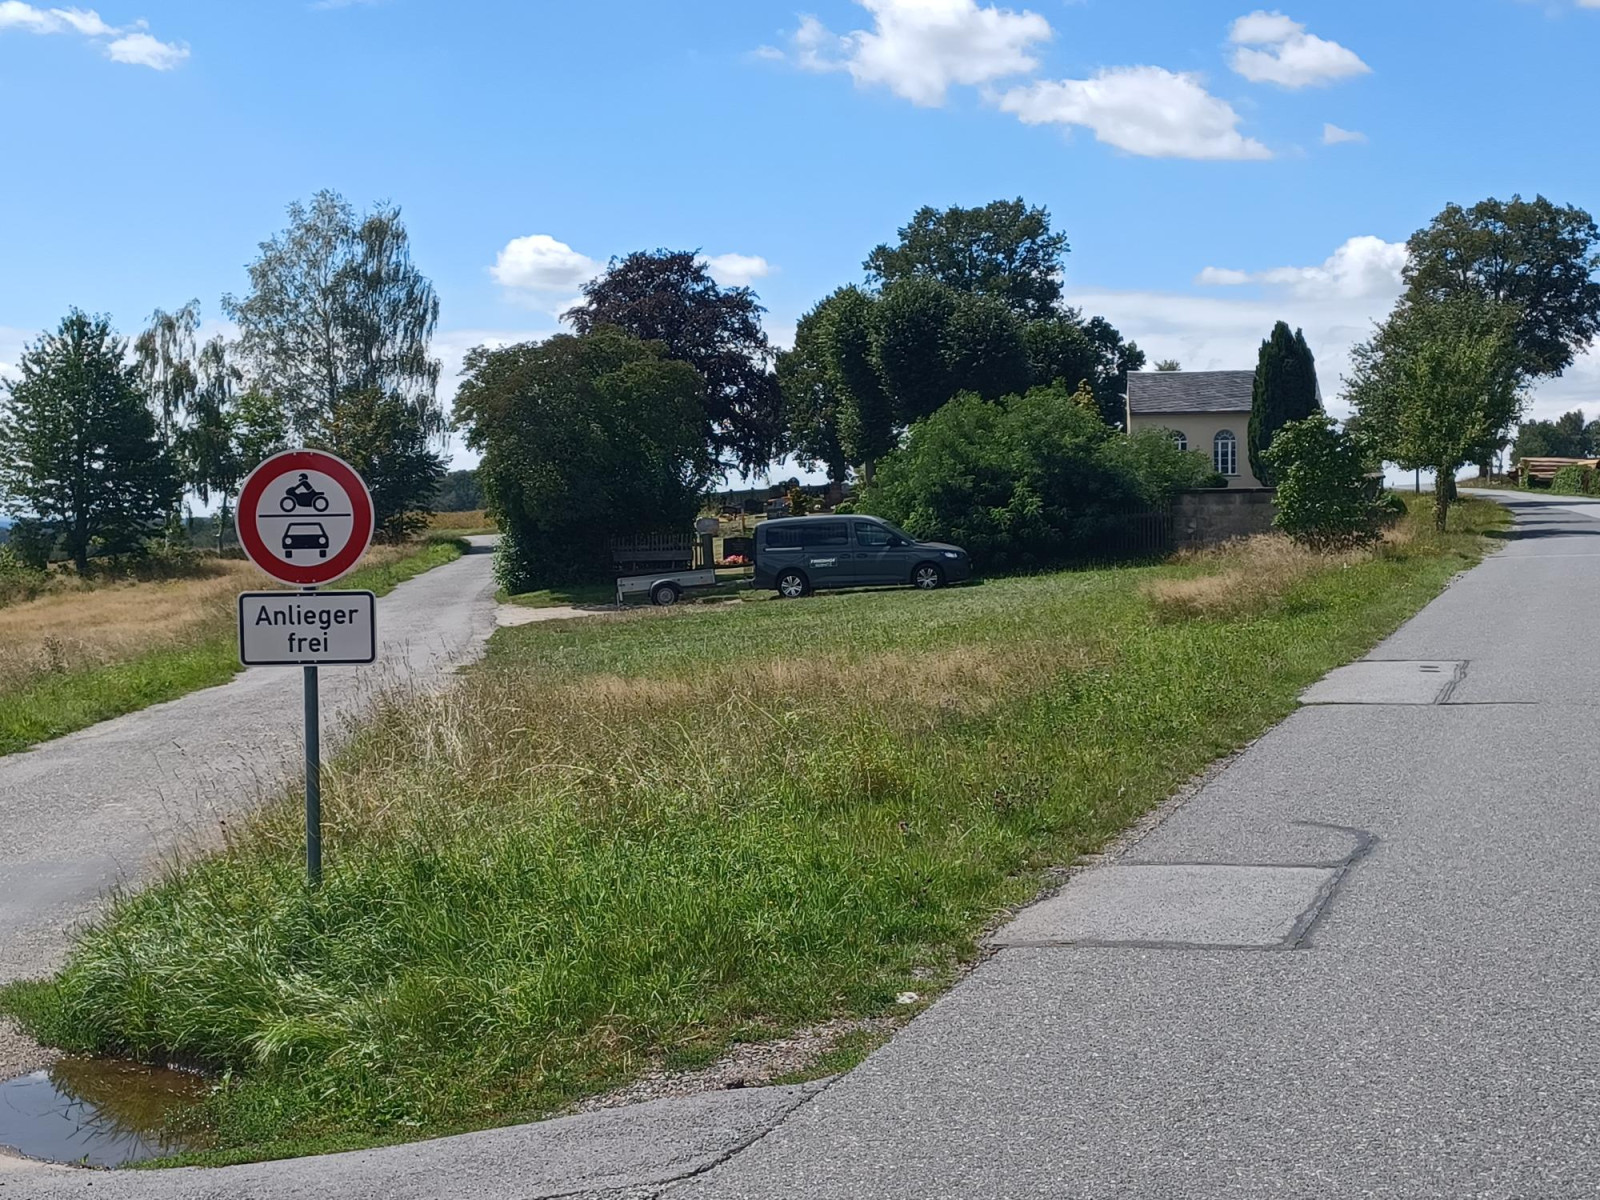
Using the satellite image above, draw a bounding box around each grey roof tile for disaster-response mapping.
[1126,370,1255,414]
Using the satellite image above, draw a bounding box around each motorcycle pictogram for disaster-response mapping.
[280,474,331,514]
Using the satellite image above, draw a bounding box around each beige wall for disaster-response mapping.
[1128,412,1264,489]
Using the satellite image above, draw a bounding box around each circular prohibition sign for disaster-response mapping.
[237,449,375,587]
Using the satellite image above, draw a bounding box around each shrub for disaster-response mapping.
[5,519,54,571]
[1549,464,1596,495]
[457,329,713,589]
[833,500,856,515]
[1266,414,1382,551]
[858,384,1178,572]
[0,544,47,606]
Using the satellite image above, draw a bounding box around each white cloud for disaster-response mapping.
[0,2,62,32]
[105,30,186,68]
[1196,235,1408,301]
[779,0,1052,107]
[490,235,599,292]
[699,253,772,288]
[53,6,114,35]
[1229,10,1370,88]
[0,3,187,68]
[995,67,1271,161]
[1322,122,1367,145]
[489,238,776,315]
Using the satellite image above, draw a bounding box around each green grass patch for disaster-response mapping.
[503,582,619,609]
[1,501,1504,1163]
[0,537,467,758]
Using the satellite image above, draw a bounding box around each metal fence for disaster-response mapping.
[1081,508,1174,563]
[610,533,702,573]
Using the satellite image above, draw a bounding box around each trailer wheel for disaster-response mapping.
[651,582,682,607]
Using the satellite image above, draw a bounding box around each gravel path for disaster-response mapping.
[0,538,499,1080]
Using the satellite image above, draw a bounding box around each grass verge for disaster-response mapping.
[0,537,468,756]
[1,500,1503,1163]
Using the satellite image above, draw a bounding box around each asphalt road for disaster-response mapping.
[0,537,499,1004]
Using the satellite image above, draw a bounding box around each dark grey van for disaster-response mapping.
[753,516,972,598]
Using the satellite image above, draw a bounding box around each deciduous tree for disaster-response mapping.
[226,191,442,434]
[1404,195,1600,379]
[776,300,850,482]
[874,278,958,425]
[865,198,1070,320]
[318,388,447,542]
[1512,410,1599,460]
[226,190,446,524]
[825,287,895,482]
[1349,293,1525,530]
[945,293,1030,402]
[566,249,782,474]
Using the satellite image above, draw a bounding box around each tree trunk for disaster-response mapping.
[860,459,876,487]
[1434,467,1451,532]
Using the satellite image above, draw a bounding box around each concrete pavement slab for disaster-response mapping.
[993,864,1338,949]
[1300,659,1461,705]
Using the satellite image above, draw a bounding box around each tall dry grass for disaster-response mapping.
[0,543,441,695]
[1141,534,1363,621]
[0,560,255,691]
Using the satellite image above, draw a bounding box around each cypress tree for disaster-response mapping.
[1248,322,1321,487]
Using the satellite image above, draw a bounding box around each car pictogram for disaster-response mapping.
[282,522,330,559]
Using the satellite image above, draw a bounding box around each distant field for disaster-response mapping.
[427,509,496,535]
[4,499,1505,1165]
[0,537,467,756]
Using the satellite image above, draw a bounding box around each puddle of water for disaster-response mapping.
[0,1057,212,1167]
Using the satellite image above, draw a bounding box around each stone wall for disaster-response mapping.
[1172,488,1276,548]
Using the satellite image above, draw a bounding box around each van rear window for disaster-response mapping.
[801,522,849,548]
[764,526,804,549]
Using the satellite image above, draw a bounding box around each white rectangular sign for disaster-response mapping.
[238,591,377,666]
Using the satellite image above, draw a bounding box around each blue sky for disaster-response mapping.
[2,0,1598,475]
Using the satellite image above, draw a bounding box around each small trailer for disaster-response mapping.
[615,567,719,607]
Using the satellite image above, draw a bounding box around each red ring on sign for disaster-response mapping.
[237,450,375,587]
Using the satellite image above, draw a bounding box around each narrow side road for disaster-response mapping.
[0,538,498,1021]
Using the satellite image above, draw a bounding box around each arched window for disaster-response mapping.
[1170,430,1188,453]
[1214,429,1238,476]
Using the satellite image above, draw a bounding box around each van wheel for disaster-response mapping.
[776,569,809,599]
[913,564,944,590]
[651,583,681,607]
